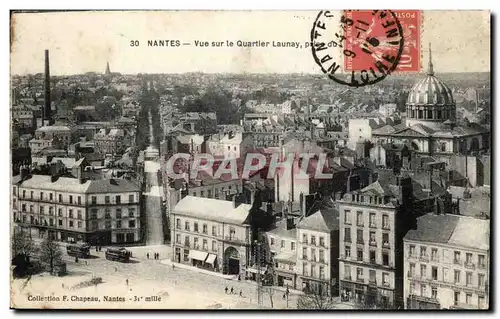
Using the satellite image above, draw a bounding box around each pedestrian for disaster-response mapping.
[147,253,150,259]
[172,264,175,270]
[85,260,88,266]
[96,246,98,252]
[75,256,79,263]
[283,293,286,300]
[230,287,234,294]
[126,278,129,286]
[225,287,228,294]
[239,290,242,297]
[157,253,160,260]
[62,283,64,289]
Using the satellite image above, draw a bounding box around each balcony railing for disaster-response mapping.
[454,259,462,265]
[369,279,377,285]
[382,242,391,248]
[344,237,351,243]
[357,239,365,245]
[369,241,377,247]
[356,277,364,283]
[184,242,191,248]
[344,275,352,281]
[478,263,486,270]
[420,255,430,262]
[382,281,390,287]
[223,236,248,245]
[465,262,476,270]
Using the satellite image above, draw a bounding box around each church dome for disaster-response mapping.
[407,75,455,106]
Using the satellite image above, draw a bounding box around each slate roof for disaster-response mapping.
[405,213,489,251]
[173,196,252,225]
[267,219,297,239]
[297,207,339,232]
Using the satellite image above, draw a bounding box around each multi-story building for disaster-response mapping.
[94,128,133,157]
[206,132,254,159]
[29,138,55,154]
[12,169,141,245]
[34,125,72,149]
[12,105,35,130]
[170,196,252,276]
[403,214,490,310]
[338,179,414,308]
[296,208,339,296]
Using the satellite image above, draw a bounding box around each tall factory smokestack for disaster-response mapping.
[44,49,51,126]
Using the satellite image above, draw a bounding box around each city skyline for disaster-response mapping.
[11,11,490,76]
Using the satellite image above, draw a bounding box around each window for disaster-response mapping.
[311,264,316,277]
[356,268,363,281]
[421,284,427,297]
[319,237,325,247]
[357,249,363,261]
[356,211,363,226]
[270,237,275,246]
[410,282,416,294]
[69,220,74,227]
[183,249,189,261]
[212,225,217,236]
[77,221,82,228]
[49,207,54,216]
[382,253,389,266]
[319,249,324,262]
[478,254,485,268]
[39,206,45,215]
[478,273,485,287]
[466,272,472,286]
[200,191,204,197]
[420,264,427,278]
[280,240,285,248]
[466,293,472,304]
[105,196,110,204]
[129,194,134,203]
[466,253,473,264]
[30,191,33,199]
[311,248,316,261]
[302,234,308,244]
[479,296,485,308]
[184,236,190,247]
[319,266,325,279]
[344,265,351,279]
[311,236,316,245]
[345,246,351,258]
[291,242,295,250]
[58,208,62,217]
[193,222,199,232]
[369,212,376,227]
[418,110,423,118]
[369,269,376,283]
[176,218,181,229]
[91,196,97,204]
[22,190,26,198]
[116,195,121,204]
[344,228,351,242]
[77,196,81,205]
[58,219,63,226]
[207,190,212,198]
[128,208,135,217]
[344,210,351,224]
[382,233,389,246]
[69,195,73,204]
[77,210,82,219]
[454,251,461,264]
[105,220,111,229]
[302,247,307,260]
[129,220,136,228]
[201,223,207,234]
[357,229,363,243]
[409,263,415,277]
[420,246,427,257]
[49,193,53,201]
[370,250,376,263]
[432,266,438,280]
[192,192,197,197]
[49,218,54,226]
[382,273,389,286]
[185,221,190,231]
[40,192,44,200]
[382,215,389,229]
[409,245,416,257]
[69,209,74,218]
[176,234,181,244]
[369,231,376,245]
[203,239,208,250]
[303,263,308,276]
[431,248,438,261]
[431,287,437,299]
[194,237,199,249]
[90,209,98,219]
[212,241,217,251]
[454,292,460,305]
[454,270,461,284]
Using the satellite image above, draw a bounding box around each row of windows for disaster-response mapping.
[408,245,486,267]
[409,284,486,308]
[20,205,136,219]
[175,234,218,252]
[190,185,238,199]
[301,247,326,263]
[18,191,135,205]
[344,265,391,286]
[17,214,136,229]
[344,210,390,229]
[344,246,391,266]
[270,237,296,251]
[344,228,391,246]
[347,194,389,206]
[301,234,326,247]
[408,263,487,287]
[302,262,326,279]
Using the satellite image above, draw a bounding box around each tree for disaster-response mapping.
[297,289,335,310]
[39,236,63,275]
[11,230,37,262]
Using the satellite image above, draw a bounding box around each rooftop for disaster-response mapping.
[173,196,252,225]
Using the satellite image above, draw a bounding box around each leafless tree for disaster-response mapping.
[39,236,63,274]
[11,230,37,261]
[297,290,335,310]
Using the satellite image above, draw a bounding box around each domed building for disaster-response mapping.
[372,45,489,156]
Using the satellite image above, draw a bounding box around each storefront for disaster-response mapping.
[188,250,208,267]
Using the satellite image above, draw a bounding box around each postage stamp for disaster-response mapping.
[344,10,422,72]
[310,10,405,88]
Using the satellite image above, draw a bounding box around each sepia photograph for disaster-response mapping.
[9,9,491,310]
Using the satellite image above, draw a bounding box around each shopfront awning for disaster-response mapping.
[205,254,217,265]
[246,267,266,275]
[188,250,208,261]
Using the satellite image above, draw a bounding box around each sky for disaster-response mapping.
[10,10,490,75]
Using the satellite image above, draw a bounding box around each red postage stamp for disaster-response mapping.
[344,10,421,73]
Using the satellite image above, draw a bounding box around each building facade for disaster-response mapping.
[404,214,489,310]
[171,196,252,277]
[12,172,141,244]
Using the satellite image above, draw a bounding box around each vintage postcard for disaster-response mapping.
[10,10,491,310]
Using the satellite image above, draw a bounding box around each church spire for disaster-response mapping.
[105,62,111,75]
[427,43,434,76]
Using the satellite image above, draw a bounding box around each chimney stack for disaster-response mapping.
[44,50,51,126]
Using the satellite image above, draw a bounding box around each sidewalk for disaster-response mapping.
[160,259,236,280]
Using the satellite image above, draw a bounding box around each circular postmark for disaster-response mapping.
[310,10,404,87]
